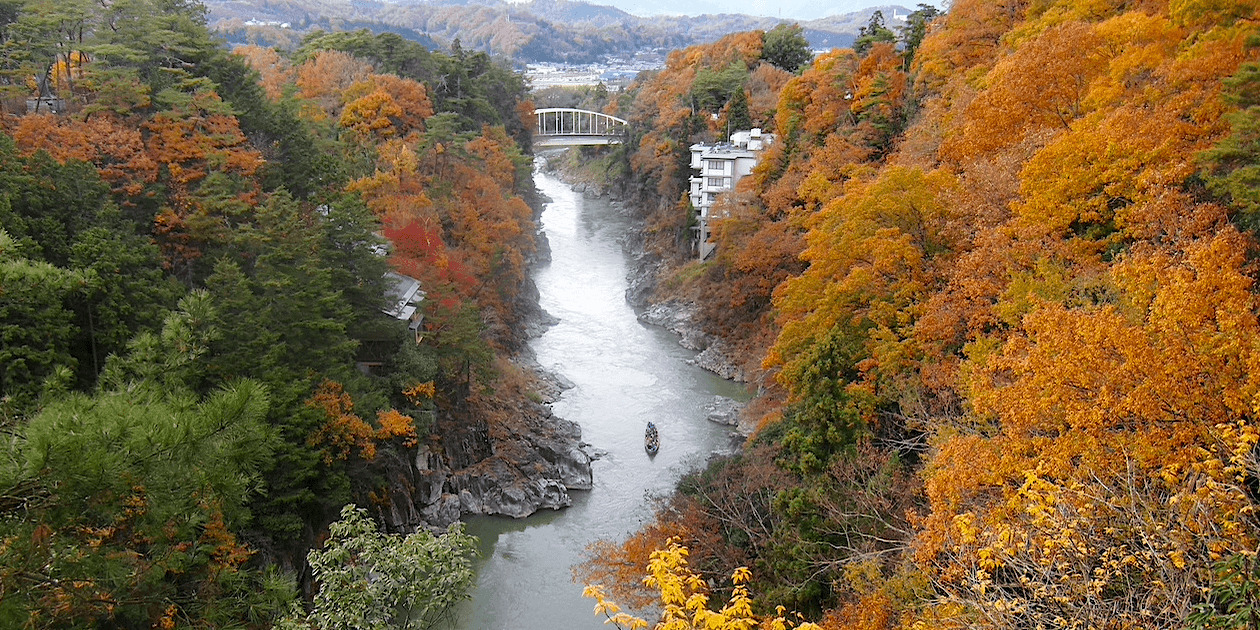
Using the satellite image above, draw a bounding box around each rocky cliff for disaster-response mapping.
[396,390,594,529]
[373,169,595,532]
[376,393,593,531]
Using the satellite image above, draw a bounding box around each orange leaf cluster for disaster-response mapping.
[404,381,437,401]
[306,380,419,463]
[339,74,434,140]
[376,409,419,448]
[9,114,158,197]
[232,45,294,101]
[294,50,374,122]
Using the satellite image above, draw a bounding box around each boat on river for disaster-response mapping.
[645,422,659,455]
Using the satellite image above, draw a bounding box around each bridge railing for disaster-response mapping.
[534,108,629,137]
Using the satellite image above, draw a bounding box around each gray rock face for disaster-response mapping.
[372,365,594,531]
[416,469,446,506]
[705,395,744,426]
[529,365,575,404]
[422,494,462,528]
[693,341,746,382]
[520,306,561,340]
[458,488,481,513]
[411,397,592,526]
[638,300,748,382]
[557,445,594,490]
[639,301,710,351]
[638,300,697,335]
[450,459,573,518]
[413,445,448,506]
[624,241,660,308]
[376,451,424,532]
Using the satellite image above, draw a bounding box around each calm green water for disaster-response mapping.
[444,165,749,629]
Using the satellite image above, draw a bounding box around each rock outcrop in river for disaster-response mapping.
[638,300,748,382]
[376,395,593,531]
[408,397,593,527]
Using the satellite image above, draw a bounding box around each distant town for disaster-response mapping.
[525,51,666,89]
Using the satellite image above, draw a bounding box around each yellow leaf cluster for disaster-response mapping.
[585,539,822,630]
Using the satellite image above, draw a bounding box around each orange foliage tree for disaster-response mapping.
[339,74,434,140]
[307,380,419,464]
[143,88,265,278]
[9,113,159,198]
[294,50,374,122]
[917,234,1260,627]
[233,44,294,101]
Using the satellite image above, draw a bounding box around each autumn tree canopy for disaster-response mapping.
[0,2,538,626]
[588,2,1260,629]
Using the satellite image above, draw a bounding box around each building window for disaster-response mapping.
[707,177,726,188]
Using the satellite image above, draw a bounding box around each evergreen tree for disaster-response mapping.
[203,191,362,556]
[0,229,83,418]
[761,23,812,73]
[0,303,290,627]
[691,61,748,114]
[898,4,941,69]
[69,224,182,385]
[854,11,897,57]
[1200,35,1260,231]
[725,87,752,134]
[0,136,112,267]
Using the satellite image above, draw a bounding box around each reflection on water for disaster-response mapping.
[444,165,748,630]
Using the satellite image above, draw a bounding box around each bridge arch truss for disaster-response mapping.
[534,108,628,139]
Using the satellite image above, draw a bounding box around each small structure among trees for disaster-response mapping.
[382,270,426,338]
[25,72,65,114]
[688,128,773,259]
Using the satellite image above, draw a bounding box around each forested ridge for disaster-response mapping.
[578,1,1260,628]
[208,0,879,65]
[0,0,541,625]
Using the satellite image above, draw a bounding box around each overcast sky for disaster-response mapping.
[513,0,944,22]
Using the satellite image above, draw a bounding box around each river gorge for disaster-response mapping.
[440,164,750,629]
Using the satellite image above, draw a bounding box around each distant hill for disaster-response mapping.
[522,0,640,26]
[584,0,913,21]
[207,0,910,64]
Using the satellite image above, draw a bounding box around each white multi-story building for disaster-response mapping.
[688,128,772,259]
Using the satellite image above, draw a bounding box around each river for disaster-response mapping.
[444,165,749,629]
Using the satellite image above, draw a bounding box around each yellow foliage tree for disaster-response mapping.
[294,50,374,122]
[585,539,823,630]
[768,166,957,400]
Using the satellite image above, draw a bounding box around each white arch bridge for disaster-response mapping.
[533,108,628,147]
